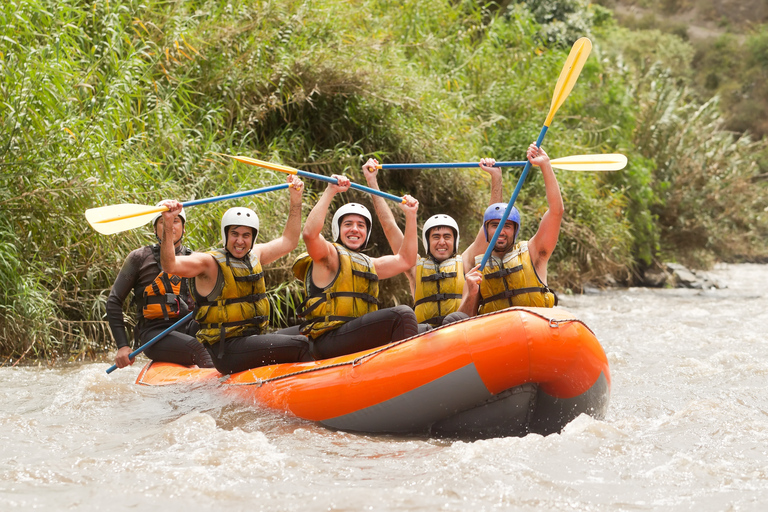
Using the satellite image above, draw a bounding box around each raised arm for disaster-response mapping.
[362,158,404,252]
[461,157,503,270]
[482,158,503,204]
[302,175,351,273]
[362,157,416,293]
[159,201,217,281]
[257,175,305,265]
[372,195,419,280]
[525,144,564,284]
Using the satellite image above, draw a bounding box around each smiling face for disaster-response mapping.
[427,226,455,262]
[486,219,517,254]
[225,225,255,259]
[155,216,185,247]
[338,214,368,251]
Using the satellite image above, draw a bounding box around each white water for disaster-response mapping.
[2,263,768,511]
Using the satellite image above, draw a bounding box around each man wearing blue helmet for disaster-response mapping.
[362,157,503,328]
[455,143,563,318]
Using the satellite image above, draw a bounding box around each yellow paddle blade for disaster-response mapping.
[551,153,627,171]
[217,153,299,175]
[545,37,592,127]
[85,204,165,235]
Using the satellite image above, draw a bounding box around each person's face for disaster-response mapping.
[226,225,254,258]
[486,219,517,253]
[155,216,184,246]
[428,226,455,262]
[339,214,368,251]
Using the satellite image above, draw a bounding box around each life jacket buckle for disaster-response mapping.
[549,318,559,328]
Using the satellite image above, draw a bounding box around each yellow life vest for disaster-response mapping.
[413,256,465,326]
[137,244,193,321]
[292,243,379,339]
[475,241,557,314]
[192,248,270,345]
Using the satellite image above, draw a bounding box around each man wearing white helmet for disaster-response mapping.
[158,175,312,375]
[455,143,563,319]
[107,202,214,370]
[361,157,502,328]
[291,175,420,359]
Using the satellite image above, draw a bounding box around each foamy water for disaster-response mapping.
[2,263,767,511]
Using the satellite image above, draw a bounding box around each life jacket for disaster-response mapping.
[292,243,379,339]
[192,248,270,345]
[413,256,465,326]
[475,241,557,314]
[135,244,193,321]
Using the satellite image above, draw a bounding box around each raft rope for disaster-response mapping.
[220,307,594,387]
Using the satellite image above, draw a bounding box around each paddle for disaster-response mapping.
[480,37,592,270]
[85,183,290,235]
[377,153,627,171]
[218,154,407,204]
[105,311,194,374]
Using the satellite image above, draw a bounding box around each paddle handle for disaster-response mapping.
[379,162,527,170]
[479,127,548,270]
[181,183,290,208]
[105,312,195,374]
[294,169,406,204]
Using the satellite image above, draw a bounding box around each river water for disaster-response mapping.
[2,263,767,511]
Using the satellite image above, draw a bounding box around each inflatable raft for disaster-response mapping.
[136,306,610,438]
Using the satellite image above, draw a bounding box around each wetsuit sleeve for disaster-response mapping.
[107,250,141,349]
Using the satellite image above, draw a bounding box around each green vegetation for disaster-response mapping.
[2,0,767,361]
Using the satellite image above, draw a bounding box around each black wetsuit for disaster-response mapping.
[106,244,214,368]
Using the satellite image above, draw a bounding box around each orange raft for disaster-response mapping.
[136,307,610,438]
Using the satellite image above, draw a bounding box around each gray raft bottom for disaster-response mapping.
[321,363,610,439]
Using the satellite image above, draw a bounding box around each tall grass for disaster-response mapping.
[1,0,766,360]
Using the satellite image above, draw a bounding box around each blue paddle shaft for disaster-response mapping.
[105,312,195,374]
[380,162,527,169]
[180,183,290,208]
[479,126,549,270]
[294,169,405,204]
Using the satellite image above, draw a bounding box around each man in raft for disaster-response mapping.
[361,158,503,329]
[107,202,214,370]
[292,175,420,359]
[157,175,312,375]
[451,143,563,320]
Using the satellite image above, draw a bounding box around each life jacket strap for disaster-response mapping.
[484,264,523,279]
[420,271,457,282]
[234,271,264,283]
[479,286,551,306]
[297,291,380,317]
[413,293,462,307]
[352,269,379,281]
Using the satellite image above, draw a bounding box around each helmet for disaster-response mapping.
[332,203,372,249]
[483,203,521,243]
[422,214,460,257]
[151,200,186,229]
[221,207,259,247]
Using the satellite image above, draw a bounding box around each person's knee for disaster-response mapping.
[442,312,469,326]
[390,305,418,340]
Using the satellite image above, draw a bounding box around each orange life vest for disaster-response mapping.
[136,244,193,321]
